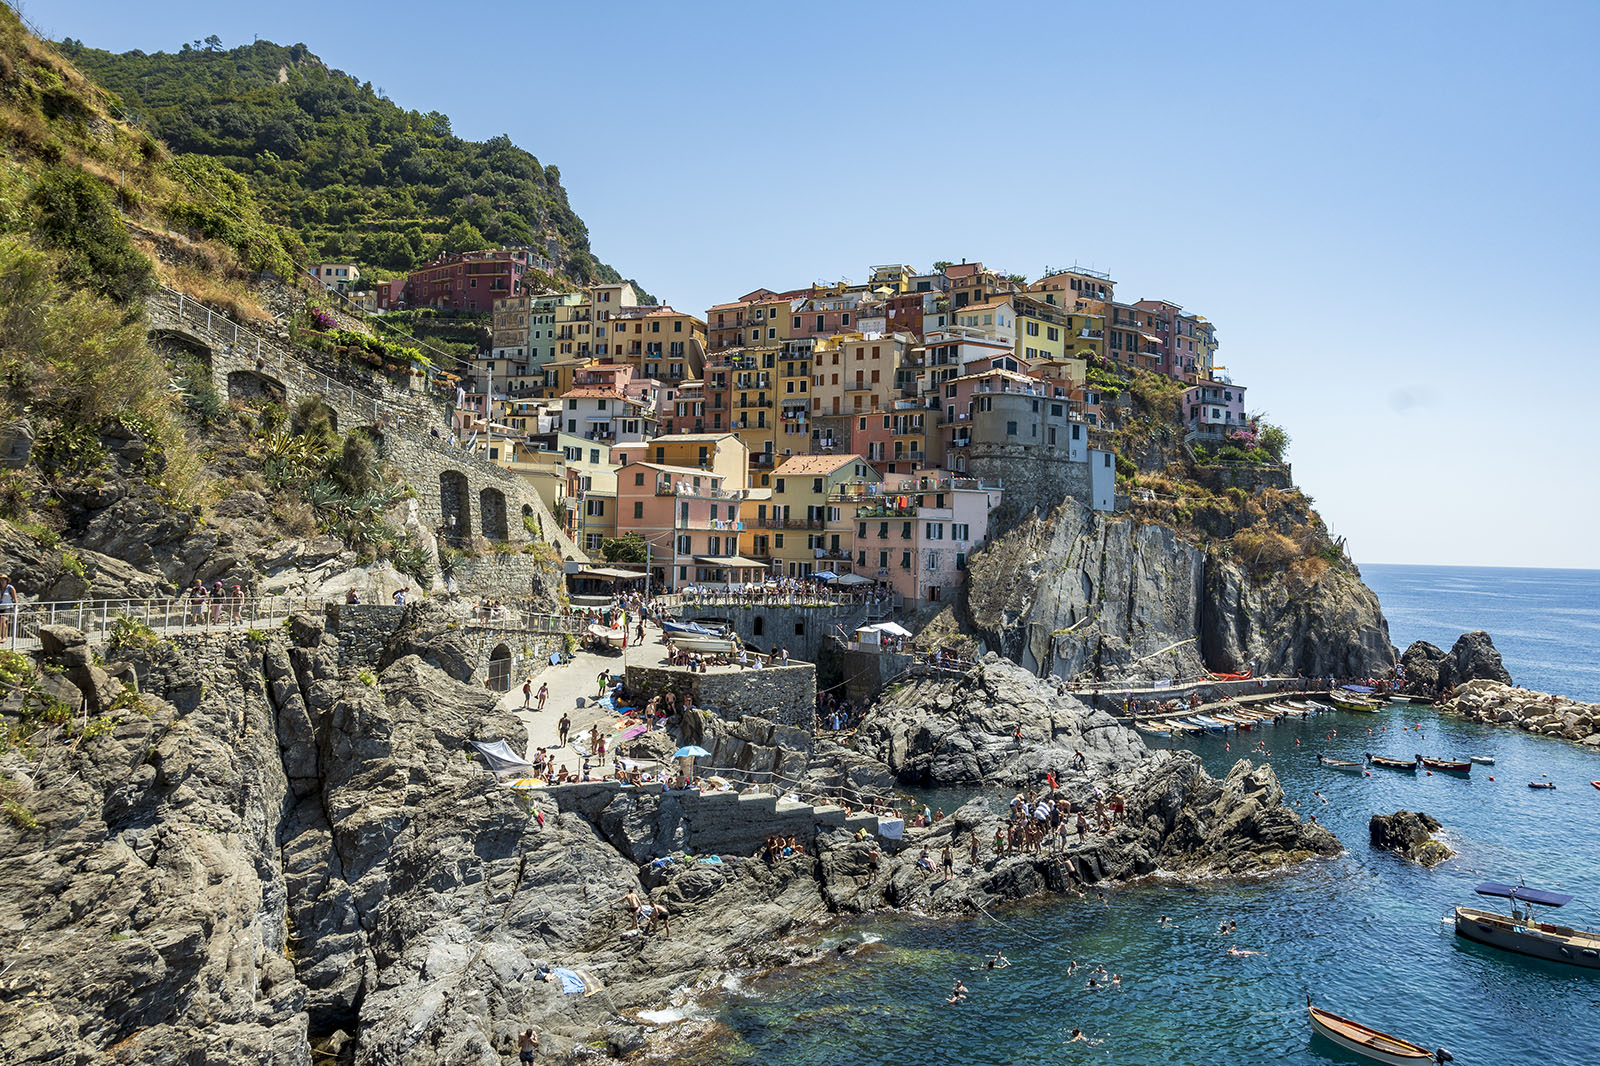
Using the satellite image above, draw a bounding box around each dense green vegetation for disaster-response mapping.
[59,35,631,288]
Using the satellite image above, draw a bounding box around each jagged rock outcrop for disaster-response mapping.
[1438,679,1599,745]
[961,499,1392,682]
[1400,631,1513,697]
[1369,810,1454,866]
[850,657,1338,880]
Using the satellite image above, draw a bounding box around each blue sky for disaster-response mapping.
[34,0,1600,569]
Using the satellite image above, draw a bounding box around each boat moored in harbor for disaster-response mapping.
[1319,754,1366,773]
[1306,995,1452,1064]
[1367,754,1418,772]
[1453,881,1600,969]
[1417,755,1471,774]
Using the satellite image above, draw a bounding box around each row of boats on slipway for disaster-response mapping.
[1134,697,1334,737]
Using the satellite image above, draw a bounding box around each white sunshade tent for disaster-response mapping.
[873,622,913,637]
[834,573,875,587]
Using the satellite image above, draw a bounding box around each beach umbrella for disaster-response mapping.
[506,777,544,790]
[672,744,711,785]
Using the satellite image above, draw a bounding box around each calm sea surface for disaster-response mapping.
[707,569,1600,1065]
[1362,563,1600,703]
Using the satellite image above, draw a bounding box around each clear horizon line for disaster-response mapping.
[1362,561,1600,573]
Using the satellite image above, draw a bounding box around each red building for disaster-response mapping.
[400,250,536,313]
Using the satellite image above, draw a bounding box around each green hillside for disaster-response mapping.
[59,35,629,288]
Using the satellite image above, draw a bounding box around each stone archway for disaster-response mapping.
[487,643,512,692]
[148,328,214,371]
[440,470,471,546]
[479,486,509,542]
[227,369,287,408]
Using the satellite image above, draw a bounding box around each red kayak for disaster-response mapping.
[1591,781,1600,791]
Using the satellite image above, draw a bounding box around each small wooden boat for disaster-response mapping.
[1528,781,1556,790]
[1469,756,1494,765]
[1307,996,1451,1064]
[1184,717,1227,734]
[1319,754,1366,773]
[1455,881,1600,970]
[1417,755,1470,774]
[1135,723,1172,738]
[1367,754,1417,772]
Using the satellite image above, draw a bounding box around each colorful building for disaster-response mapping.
[613,461,762,590]
[832,471,1002,604]
[748,454,879,578]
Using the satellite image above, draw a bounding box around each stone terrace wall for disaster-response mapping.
[626,663,817,730]
[144,290,581,568]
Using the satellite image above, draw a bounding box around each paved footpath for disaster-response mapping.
[491,622,672,771]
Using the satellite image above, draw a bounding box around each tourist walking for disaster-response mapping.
[522,679,532,709]
[537,682,549,712]
[558,712,571,748]
[0,573,14,642]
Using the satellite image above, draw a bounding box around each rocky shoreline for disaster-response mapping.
[0,620,1335,1065]
[1435,679,1600,747]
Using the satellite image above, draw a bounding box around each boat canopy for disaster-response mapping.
[1341,684,1377,693]
[1475,881,1573,907]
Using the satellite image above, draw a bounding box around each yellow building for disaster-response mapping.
[610,305,708,384]
[618,432,749,487]
[588,282,638,360]
[1013,293,1071,363]
[558,432,619,556]
[748,454,879,579]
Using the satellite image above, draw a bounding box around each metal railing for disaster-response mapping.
[0,594,327,649]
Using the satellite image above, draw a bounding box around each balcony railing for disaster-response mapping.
[758,515,825,528]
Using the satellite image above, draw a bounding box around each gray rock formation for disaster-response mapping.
[0,628,1342,1065]
[1369,810,1454,866]
[1401,631,1513,697]
[1437,679,1599,745]
[961,499,1392,682]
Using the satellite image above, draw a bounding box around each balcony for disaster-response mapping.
[654,480,745,500]
[758,516,824,530]
[844,380,874,391]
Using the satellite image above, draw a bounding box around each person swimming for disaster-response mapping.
[1226,945,1261,957]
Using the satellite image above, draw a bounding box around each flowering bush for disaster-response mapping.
[1228,427,1258,449]
[309,308,338,331]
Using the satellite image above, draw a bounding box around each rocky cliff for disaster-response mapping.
[955,499,1393,682]
[1,627,1344,1063]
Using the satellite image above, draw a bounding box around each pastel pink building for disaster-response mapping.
[831,469,1001,604]
[614,461,763,590]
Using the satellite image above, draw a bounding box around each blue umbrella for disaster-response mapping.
[812,570,838,582]
[673,745,711,758]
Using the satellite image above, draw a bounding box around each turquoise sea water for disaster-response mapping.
[709,567,1600,1065]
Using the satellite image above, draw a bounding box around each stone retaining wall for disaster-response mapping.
[625,662,817,730]
[144,291,581,571]
[544,780,882,856]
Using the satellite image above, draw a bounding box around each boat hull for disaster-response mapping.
[1319,756,1366,774]
[1417,756,1470,774]
[667,636,742,654]
[1367,755,1417,772]
[1308,1005,1434,1064]
[1331,696,1384,712]
[1454,906,1600,969]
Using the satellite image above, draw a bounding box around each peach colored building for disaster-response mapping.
[613,461,762,591]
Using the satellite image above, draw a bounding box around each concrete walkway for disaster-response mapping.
[492,621,677,770]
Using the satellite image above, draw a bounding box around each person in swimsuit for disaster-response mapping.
[517,1029,539,1063]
